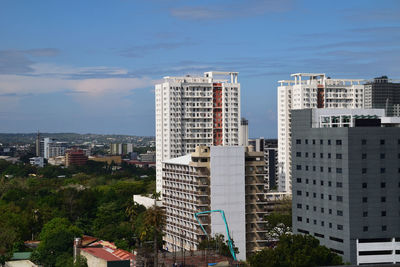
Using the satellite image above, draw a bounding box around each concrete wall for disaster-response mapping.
[210,146,246,261]
[80,250,107,267]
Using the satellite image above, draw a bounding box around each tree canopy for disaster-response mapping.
[248,234,343,267]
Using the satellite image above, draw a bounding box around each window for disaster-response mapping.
[328,181,332,187]
[336,140,342,145]
[337,182,343,188]
[329,222,332,228]
[381,168,386,174]
[320,167,324,172]
[305,179,309,184]
[306,205,309,210]
[306,192,309,197]
[328,153,331,159]
[296,165,302,170]
[380,153,385,159]
[381,211,386,217]
[320,181,324,186]
[305,166,309,171]
[362,197,368,203]
[296,178,302,183]
[321,194,324,199]
[321,221,325,227]
[305,139,308,144]
[328,195,332,200]
[363,226,368,232]
[329,209,332,214]
[321,207,324,213]
[336,168,342,173]
[362,168,367,174]
[320,153,323,158]
[313,153,316,158]
[328,139,331,145]
[305,152,309,158]
[297,203,302,209]
[297,217,302,222]
[381,182,386,188]
[296,190,302,196]
[362,183,367,188]
[328,167,332,173]
[313,206,317,212]
[381,197,386,202]
[306,218,310,223]
[362,153,367,159]
[313,192,316,198]
[336,153,342,159]
[313,220,317,225]
[380,139,385,145]
[296,139,301,144]
[313,166,316,171]
[382,225,387,231]
[313,179,316,185]
[296,152,301,157]
[363,211,368,217]
[337,196,343,202]
[362,139,367,145]
[337,210,343,216]
[337,224,343,230]
[312,139,316,145]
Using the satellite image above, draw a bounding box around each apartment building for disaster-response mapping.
[365,76,400,117]
[155,71,241,194]
[291,108,400,265]
[277,73,364,193]
[162,146,283,261]
[248,138,278,190]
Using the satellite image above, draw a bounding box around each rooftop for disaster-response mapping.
[163,154,192,165]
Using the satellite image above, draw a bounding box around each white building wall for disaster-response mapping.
[210,146,246,261]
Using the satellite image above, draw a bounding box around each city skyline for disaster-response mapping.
[1,0,400,137]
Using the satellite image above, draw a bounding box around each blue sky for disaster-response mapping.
[0,0,399,138]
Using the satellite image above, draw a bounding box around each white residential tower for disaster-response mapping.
[277,73,364,193]
[155,71,241,194]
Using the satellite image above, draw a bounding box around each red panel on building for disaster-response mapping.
[213,83,223,145]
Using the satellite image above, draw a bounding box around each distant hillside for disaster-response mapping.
[0,133,155,145]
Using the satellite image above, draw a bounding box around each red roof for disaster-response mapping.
[81,247,122,261]
[81,240,135,262]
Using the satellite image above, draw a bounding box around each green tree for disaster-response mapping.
[142,205,165,267]
[248,234,343,267]
[198,233,239,258]
[31,218,82,267]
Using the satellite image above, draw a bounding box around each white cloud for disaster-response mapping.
[0,64,155,98]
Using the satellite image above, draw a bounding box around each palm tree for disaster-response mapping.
[143,205,165,267]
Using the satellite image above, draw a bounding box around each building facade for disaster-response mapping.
[162,146,283,260]
[248,138,278,190]
[291,108,400,264]
[155,71,241,194]
[239,117,249,146]
[278,73,364,193]
[66,149,88,167]
[364,76,400,117]
[43,138,67,159]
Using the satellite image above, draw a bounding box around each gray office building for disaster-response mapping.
[365,76,400,117]
[291,108,400,265]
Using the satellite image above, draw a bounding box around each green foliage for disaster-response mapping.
[248,234,343,267]
[0,160,155,262]
[32,218,82,267]
[198,234,239,258]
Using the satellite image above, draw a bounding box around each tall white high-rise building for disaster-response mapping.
[277,73,364,193]
[155,71,241,194]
